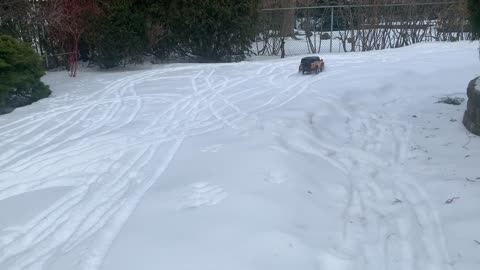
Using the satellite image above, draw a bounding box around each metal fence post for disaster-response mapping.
[330,7,333,53]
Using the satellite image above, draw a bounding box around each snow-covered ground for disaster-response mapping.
[0,42,479,270]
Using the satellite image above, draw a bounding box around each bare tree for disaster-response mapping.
[45,0,100,77]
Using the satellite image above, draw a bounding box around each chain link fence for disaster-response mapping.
[254,1,471,56]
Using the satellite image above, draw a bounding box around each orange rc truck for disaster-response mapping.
[299,56,325,74]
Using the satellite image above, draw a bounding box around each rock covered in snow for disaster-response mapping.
[463,77,480,135]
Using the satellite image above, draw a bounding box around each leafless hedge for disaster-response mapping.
[256,0,471,56]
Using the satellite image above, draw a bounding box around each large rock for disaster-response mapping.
[463,77,480,135]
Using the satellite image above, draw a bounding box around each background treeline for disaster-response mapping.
[0,0,260,72]
[0,0,477,72]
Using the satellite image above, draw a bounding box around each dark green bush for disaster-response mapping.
[0,34,51,112]
[468,0,480,38]
[169,0,259,62]
[90,5,147,68]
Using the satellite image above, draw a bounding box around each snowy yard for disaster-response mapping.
[0,42,479,270]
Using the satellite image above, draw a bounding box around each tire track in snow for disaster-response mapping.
[272,96,452,270]
[0,69,159,170]
[0,68,186,269]
[0,61,319,270]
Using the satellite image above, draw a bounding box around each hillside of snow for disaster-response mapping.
[0,42,479,270]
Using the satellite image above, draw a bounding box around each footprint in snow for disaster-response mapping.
[381,56,400,63]
[268,144,288,153]
[200,144,223,153]
[264,171,288,184]
[178,182,228,209]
